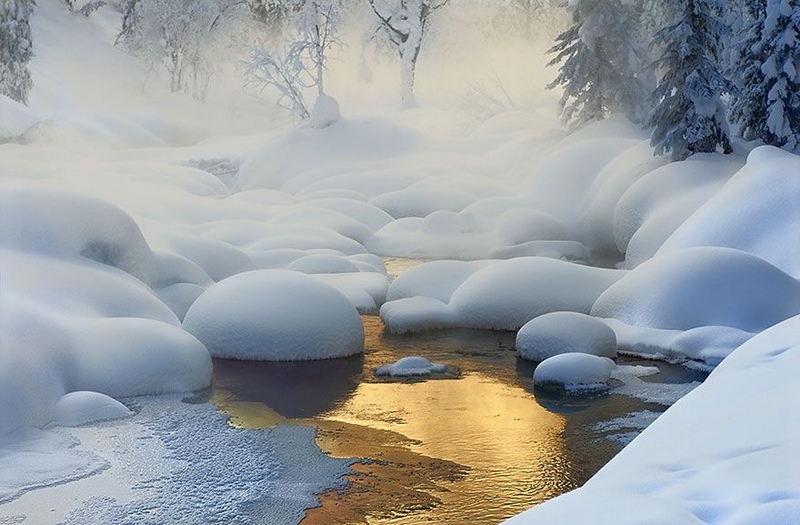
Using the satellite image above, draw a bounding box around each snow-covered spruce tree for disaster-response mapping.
[244,0,341,119]
[0,0,35,104]
[727,1,767,141]
[648,0,733,161]
[547,0,649,128]
[365,0,450,108]
[738,0,800,151]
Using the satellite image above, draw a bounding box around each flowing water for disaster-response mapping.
[209,315,706,524]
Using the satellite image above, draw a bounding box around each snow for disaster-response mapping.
[310,93,340,129]
[592,246,800,332]
[2,1,799,522]
[533,353,615,392]
[505,315,800,525]
[658,146,800,278]
[375,356,447,377]
[51,392,132,427]
[183,270,364,360]
[516,312,617,361]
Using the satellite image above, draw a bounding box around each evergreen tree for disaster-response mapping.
[757,0,800,150]
[0,0,35,104]
[727,0,767,141]
[648,0,733,160]
[547,0,648,128]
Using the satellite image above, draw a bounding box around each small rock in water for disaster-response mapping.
[375,356,448,377]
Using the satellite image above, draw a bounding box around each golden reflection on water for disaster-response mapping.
[210,315,618,524]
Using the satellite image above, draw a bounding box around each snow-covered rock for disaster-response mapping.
[0,94,39,140]
[375,356,447,377]
[517,312,617,361]
[51,392,132,427]
[533,354,615,392]
[592,246,800,332]
[183,270,364,360]
[386,260,483,303]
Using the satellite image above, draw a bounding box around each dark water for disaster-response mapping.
[209,316,706,524]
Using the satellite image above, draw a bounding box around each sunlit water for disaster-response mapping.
[209,315,705,524]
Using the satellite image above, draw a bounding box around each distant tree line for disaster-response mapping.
[2,0,798,160]
[548,0,800,159]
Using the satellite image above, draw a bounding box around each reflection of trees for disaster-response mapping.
[212,354,363,419]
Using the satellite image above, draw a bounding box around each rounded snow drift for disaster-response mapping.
[52,391,132,427]
[533,353,615,393]
[183,270,364,361]
[375,356,447,377]
[517,312,617,361]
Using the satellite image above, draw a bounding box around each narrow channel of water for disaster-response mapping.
[208,315,705,524]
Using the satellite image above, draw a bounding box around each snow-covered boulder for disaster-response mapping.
[517,312,617,362]
[51,391,132,427]
[658,146,800,278]
[386,260,482,303]
[310,94,340,129]
[380,296,456,334]
[448,257,623,331]
[183,270,364,360]
[592,247,800,332]
[375,356,447,377]
[533,354,615,392]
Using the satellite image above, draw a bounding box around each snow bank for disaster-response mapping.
[658,146,800,278]
[517,312,617,361]
[375,356,447,377]
[183,270,364,360]
[533,354,615,392]
[592,247,800,332]
[614,154,745,268]
[0,94,40,140]
[507,315,800,525]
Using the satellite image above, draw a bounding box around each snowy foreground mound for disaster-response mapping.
[506,315,800,525]
[184,270,364,360]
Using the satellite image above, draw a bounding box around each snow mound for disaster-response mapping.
[370,188,477,218]
[658,146,800,278]
[448,257,623,331]
[380,296,456,334]
[51,392,132,427]
[592,247,800,332]
[533,354,615,393]
[375,356,447,377]
[613,154,744,267]
[310,94,340,129]
[386,260,482,303]
[517,312,617,361]
[183,270,364,360]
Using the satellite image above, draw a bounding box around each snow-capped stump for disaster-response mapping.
[183,270,364,360]
[517,312,617,362]
[533,353,616,393]
[310,94,340,129]
[51,391,133,427]
[375,356,447,377]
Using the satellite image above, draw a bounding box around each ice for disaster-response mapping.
[533,353,615,392]
[516,312,617,361]
[183,270,364,360]
[593,247,800,332]
[375,356,447,377]
[51,392,132,427]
